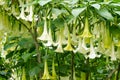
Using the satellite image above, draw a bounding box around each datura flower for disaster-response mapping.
[73,38,89,54]
[81,38,89,51]
[55,28,65,53]
[71,26,78,46]
[55,38,64,53]
[43,27,55,47]
[64,30,74,51]
[102,23,112,48]
[51,59,57,80]
[41,59,51,80]
[26,5,33,22]
[88,39,97,59]
[38,18,49,41]
[80,17,92,38]
[11,5,19,16]
[17,6,27,20]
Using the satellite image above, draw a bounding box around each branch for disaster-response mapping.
[116,63,120,80]
[106,69,117,80]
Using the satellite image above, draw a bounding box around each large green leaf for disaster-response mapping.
[91,4,100,10]
[97,8,113,21]
[38,0,52,6]
[29,66,42,77]
[21,53,33,62]
[52,8,66,19]
[72,7,86,17]
[114,11,120,15]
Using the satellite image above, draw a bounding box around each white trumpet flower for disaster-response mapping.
[81,38,89,51]
[11,5,19,16]
[43,27,55,47]
[38,19,49,41]
[64,30,74,51]
[73,38,89,55]
[88,39,97,59]
[26,6,33,21]
[55,28,64,53]
[71,26,78,46]
[17,6,27,20]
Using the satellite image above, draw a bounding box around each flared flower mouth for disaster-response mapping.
[51,58,57,79]
[88,38,97,59]
[102,22,112,49]
[38,18,49,41]
[17,6,27,20]
[73,37,89,54]
[64,28,74,51]
[43,27,55,47]
[54,28,66,53]
[80,17,92,38]
[42,59,51,80]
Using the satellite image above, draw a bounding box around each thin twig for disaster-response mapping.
[106,69,117,80]
[116,63,120,80]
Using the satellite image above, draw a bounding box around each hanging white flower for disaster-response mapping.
[16,6,27,20]
[38,18,49,41]
[73,38,89,55]
[88,39,97,59]
[71,26,78,46]
[54,28,65,53]
[26,5,33,21]
[82,38,89,51]
[43,27,55,47]
[64,30,74,51]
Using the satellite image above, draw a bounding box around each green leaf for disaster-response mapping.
[21,52,35,62]
[6,51,14,59]
[4,43,17,50]
[114,11,120,15]
[52,8,66,19]
[53,18,64,27]
[29,66,41,76]
[97,8,113,21]
[38,0,52,6]
[91,4,100,10]
[72,7,86,17]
